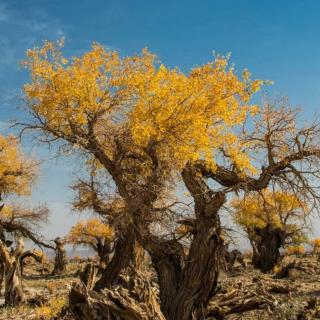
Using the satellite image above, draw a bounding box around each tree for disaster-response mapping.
[67,218,114,266]
[0,237,43,306]
[21,41,320,320]
[0,135,51,305]
[232,189,309,272]
[51,237,67,276]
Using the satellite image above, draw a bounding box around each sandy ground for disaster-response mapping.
[1,254,320,319]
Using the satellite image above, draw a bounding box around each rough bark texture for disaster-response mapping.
[136,163,227,320]
[4,259,24,306]
[94,225,136,291]
[252,225,285,273]
[0,239,24,306]
[52,237,67,275]
[96,239,111,267]
[70,267,165,320]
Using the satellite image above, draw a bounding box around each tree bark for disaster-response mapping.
[252,225,285,272]
[70,273,165,320]
[4,260,24,306]
[96,239,111,267]
[0,239,24,306]
[138,163,227,320]
[94,225,136,291]
[52,237,67,275]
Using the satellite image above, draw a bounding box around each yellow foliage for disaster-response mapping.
[273,265,281,274]
[0,135,36,196]
[23,40,263,175]
[232,189,309,232]
[46,281,57,294]
[312,238,320,254]
[67,218,113,248]
[285,245,305,256]
[313,238,320,248]
[35,296,66,319]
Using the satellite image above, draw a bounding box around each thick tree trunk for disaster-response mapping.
[52,237,67,275]
[94,225,136,291]
[69,261,165,320]
[252,225,285,272]
[139,164,227,320]
[0,239,25,306]
[4,260,23,306]
[169,215,224,320]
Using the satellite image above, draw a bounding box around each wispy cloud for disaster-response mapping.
[0,1,66,67]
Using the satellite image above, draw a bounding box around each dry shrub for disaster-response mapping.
[285,245,305,256]
[313,238,320,254]
[73,254,81,262]
[35,296,66,320]
[46,282,57,294]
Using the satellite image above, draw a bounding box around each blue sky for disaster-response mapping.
[0,0,320,241]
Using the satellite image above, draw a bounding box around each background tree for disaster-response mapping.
[232,189,309,272]
[0,134,52,305]
[21,41,320,320]
[67,218,114,266]
[51,237,67,276]
[0,237,43,306]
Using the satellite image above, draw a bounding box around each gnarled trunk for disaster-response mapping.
[252,225,285,272]
[94,225,136,291]
[139,164,227,320]
[52,237,67,275]
[4,260,23,306]
[0,239,24,306]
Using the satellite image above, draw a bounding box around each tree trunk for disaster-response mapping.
[94,225,136,291]
[169,215,224,320]
[52,237,67,275]
[0,239,25,306]
[139,163,227,320]
[4,260,24,306]
[252,225,285,272]
[70,262,165,320]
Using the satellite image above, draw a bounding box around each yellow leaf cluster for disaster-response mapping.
[232,189,308,231]
[67,218,113,246]
[0,135,36,196]
[35,296,66,320]
[285,245,305,256]
[23,40,262,173]
[314,238,320,248]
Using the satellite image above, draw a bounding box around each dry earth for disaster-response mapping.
[1,254,320,319]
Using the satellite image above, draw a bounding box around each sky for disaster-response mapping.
[0,0,320,244]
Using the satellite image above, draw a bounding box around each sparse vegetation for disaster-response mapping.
[0,10,320,319]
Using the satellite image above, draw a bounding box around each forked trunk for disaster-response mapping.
[142,164,227,320]
[164,216,223,320]
[252,225,285,272]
